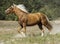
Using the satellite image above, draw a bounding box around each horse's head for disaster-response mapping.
[5,4,29,15]
[5,4,16,14]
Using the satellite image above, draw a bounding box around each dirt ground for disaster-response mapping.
[0,20,60,35]
[0,20,60,44]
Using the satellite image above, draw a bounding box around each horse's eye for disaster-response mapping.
[10,7,13,10]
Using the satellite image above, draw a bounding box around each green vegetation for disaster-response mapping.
[0,0,60,20]
[0,30,60,44]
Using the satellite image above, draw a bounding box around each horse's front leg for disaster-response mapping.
[17,25,23,33]
[20,23,26,37]
[17,21,23,33]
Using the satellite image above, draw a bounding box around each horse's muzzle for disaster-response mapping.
[5,10,7,14]
[5,10,9,14]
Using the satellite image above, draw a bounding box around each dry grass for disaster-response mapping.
[0,21,60,44]
[0,30,60,44]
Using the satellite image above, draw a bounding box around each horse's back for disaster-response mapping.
[26,13,41,25]
[26,12,50,26]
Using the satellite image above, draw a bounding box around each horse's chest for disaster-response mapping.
[19,16,27,24]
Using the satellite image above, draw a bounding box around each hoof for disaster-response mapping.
[14,33,26,38]
[41,33,44,37]
[41,32,44,37]
[20,32,26,37]
[14,34,23,38]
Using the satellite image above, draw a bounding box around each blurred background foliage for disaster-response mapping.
[0,0,60,20]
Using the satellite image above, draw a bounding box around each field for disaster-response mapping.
[0,21,60,44]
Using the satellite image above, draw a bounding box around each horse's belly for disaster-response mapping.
[27,22,37,26]
[27,18,39,26]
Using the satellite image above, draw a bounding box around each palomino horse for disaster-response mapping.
[5,4,52,37]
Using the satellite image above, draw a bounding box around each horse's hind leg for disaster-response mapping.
[38,23,44,36]
[42,22,52,34]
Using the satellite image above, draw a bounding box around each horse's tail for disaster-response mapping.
[40,13,52,30]
[45,21,52,30]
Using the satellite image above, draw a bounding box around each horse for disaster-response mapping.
[5,4,52,37]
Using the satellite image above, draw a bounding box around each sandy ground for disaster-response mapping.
[51,20,60,34]
[0,20,60,35]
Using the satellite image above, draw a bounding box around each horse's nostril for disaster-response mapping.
[5,10,8,14]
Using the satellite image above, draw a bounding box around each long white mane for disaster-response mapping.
[16,4,29,13]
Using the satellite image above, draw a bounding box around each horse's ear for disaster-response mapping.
[13,3,16,6]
